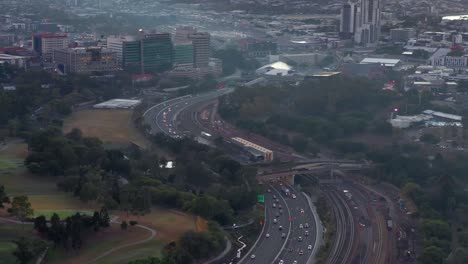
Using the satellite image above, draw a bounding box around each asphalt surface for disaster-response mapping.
[276,185,318,264]
[241,185,291,264]
[143,88,233,137]
[241,184,316,264]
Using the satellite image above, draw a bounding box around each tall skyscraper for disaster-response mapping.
[340,1,358,38]
[353,0,381,45]
[189,32,210,68]
[140,33,173,73]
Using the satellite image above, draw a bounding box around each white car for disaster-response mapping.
[304,223,309,228]
[300,209,305,213]
[292,194,296,199]
[279,260,284,264]
[293,261,297,264]
[308,245,312,250]
[299,224,303,229]
[250,254,256,259]
[266,233,270,238]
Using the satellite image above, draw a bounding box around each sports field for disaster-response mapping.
[63,109,150,148]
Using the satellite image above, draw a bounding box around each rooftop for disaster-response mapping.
[360,58,401,67]
[93,99,142,109]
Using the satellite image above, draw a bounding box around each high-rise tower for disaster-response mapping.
[353,0,381,45]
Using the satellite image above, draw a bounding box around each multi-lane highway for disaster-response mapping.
[241,185,291,264]
[276,185,318,264]
[143,89,395,264]
[143,88,233,137]
[240,184,317,264]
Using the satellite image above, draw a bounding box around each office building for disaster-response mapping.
[32,33,69,59]
[353,0,381,45]
[140,33,173,73]
[106,35,138,67]
[340,1,358,38]
[122,40,141,73]
[189,32,210,68]
[173,26,197,43]
[390,28,416,42]
[53,47,118,74]
[173,41,194,67]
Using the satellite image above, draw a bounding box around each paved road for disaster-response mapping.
[241,185,291,264]
[240,184,316,264]
[143,89,233,137]
[276,184,318,264]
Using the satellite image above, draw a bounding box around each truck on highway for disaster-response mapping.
[201,131,212,137]
[387,219,393,230]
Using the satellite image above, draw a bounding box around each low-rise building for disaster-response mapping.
[54,47,118,74]
[390,28,416,42]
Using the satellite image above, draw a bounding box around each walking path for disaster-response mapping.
[0,215,157,264]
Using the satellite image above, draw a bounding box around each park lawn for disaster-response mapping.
[33,209,94,220]
[97,239,165,264]
[115,208,197,242]
[47,224,154,264]
[0,158,15,171]
[63,109,150,149]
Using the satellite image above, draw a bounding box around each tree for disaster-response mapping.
[92,211,101,232]
[0,185,10,208]
[99,207,110,227]
[420,133,440,144]
[418,245,445,264]
[121,221,128,230]
[34,215,49,234]
[12,237,47,264]
[9,196,34,224]
[48,213,64,246]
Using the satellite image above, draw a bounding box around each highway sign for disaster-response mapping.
[258,195,265,203]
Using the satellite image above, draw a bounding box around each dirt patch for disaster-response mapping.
[63,109,150,148]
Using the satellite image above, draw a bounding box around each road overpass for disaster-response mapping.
[256,162,371,184]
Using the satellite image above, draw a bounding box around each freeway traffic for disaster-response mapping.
[241,185,291,264]
[143,88,233,137]
[240,184,317,264]
[276,184,318,264]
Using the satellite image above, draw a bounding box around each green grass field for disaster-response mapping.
[0,158,15,171]
[0,141,197,263]
[33,210,94,220]
[97,239,165,264]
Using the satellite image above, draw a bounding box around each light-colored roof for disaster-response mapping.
[231,137,273,154]
[429,48,451,60]
[360,58,400,67]
[93,99,141,109]
[258,61,293,71]
[423,110,462,121]
[264,68,294,76]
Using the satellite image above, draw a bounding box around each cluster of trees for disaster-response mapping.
[0,67,134,139]
[24,129,257,225]
[365,144,468,264]
[129,222,225,264]
[219,76,397,152]
[34,208,110,250]
[213,48,260,76]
